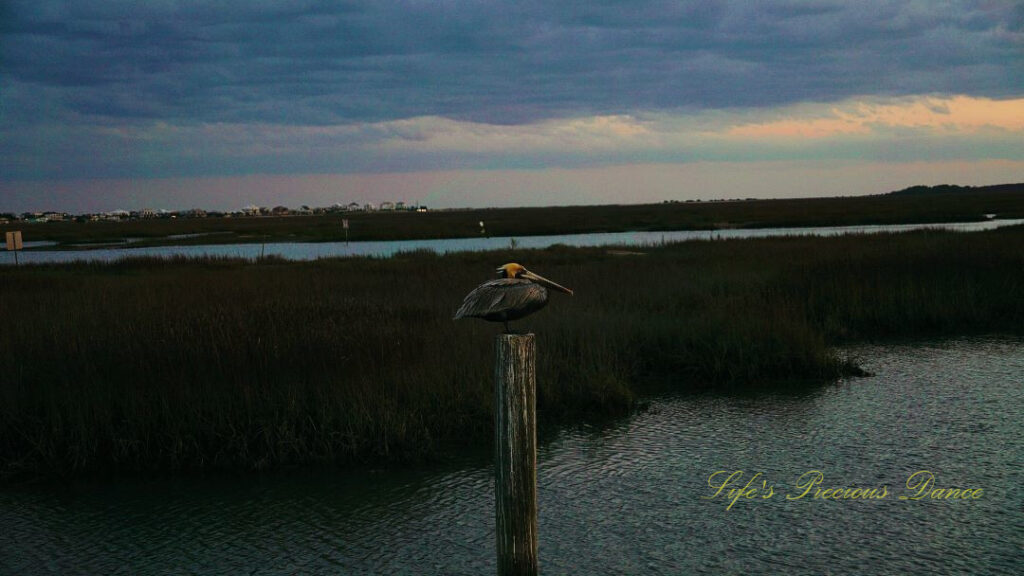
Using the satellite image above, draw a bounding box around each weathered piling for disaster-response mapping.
[494,333,539,576]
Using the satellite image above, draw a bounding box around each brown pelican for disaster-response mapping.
[454,263,574,332]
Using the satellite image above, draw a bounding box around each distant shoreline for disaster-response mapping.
[4,184,1023,250]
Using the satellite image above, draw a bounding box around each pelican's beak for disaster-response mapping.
[521,270,574,295]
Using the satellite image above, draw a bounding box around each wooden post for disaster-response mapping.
[494,333,538,576]
[5,231,22,266]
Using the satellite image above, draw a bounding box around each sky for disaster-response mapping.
[1,0,1022,213]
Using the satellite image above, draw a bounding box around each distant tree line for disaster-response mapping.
[889,183,1023,196]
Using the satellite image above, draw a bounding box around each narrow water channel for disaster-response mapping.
[7,218,1023,265]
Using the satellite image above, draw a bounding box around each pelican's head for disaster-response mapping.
[496,263,573,295]
[496,263,527,279]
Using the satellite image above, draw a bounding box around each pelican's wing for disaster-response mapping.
[454,278,540,319]
[495,281,547,319]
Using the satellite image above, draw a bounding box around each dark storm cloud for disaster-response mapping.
[2,0,1021,129]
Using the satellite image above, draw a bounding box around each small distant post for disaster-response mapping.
[343,218,349,245]
[5,231,23,266]
[494,333,538,576]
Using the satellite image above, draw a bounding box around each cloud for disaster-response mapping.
[3,0,1021,129]
[1,0,1021,211]
[724,95,1024,139]
[2,94,1020,181]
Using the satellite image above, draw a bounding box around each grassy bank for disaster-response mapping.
[2,226,1023,479]
[5,185,1023,248]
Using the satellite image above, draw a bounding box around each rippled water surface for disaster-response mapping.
[2,338,1021,575]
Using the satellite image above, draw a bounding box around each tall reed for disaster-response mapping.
[2,226,1021,478]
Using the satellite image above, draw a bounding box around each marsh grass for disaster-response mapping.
[2,226,1022,479]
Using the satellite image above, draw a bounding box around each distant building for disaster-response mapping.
[395,201,406,211]
[380,201,395,211]
[271,206,290,215]
[347,202,362,211]
[364,203,376,211]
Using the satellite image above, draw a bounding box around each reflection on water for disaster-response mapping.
[9,218,1024,265]
[1,337,1021,575]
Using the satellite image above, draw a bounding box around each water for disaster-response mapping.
[1,337,1021,575]
[7,218,1024,265]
